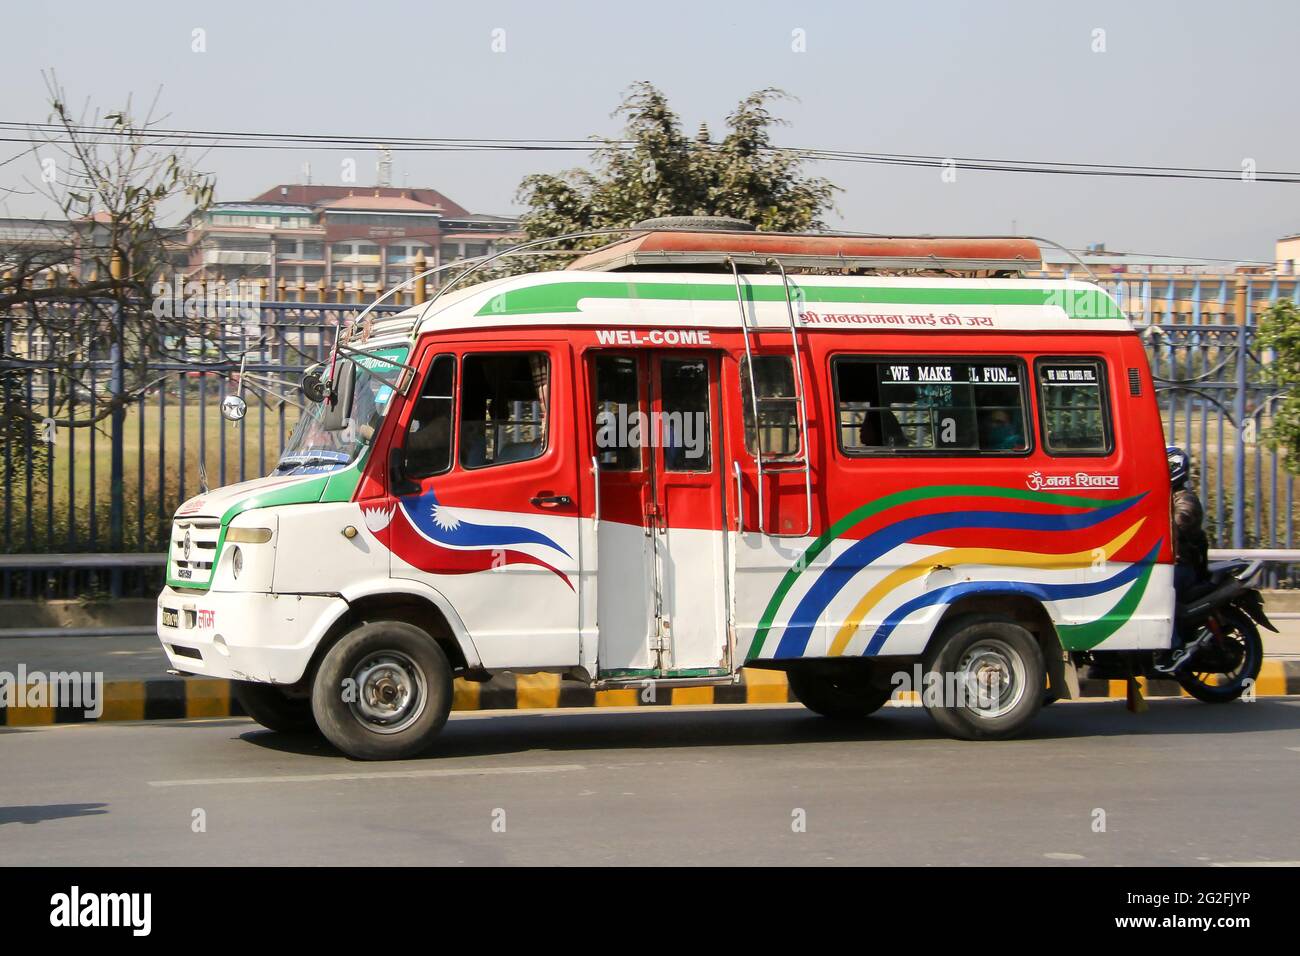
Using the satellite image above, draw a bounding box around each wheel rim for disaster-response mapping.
[955,639,1027,719]
[348,650,427,734]
[1187,623,1249,689]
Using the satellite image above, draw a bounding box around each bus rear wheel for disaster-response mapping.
[922,617,1045,741]
[311,620,453,760]
[787,668,893,719]
[232,681,316,734]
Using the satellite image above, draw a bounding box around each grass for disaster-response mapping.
[4,384,302,551]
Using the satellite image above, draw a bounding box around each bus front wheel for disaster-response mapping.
[922,617,1045,741]
[311,620,454,760]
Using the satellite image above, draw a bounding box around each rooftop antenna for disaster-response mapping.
[377,146,392,188]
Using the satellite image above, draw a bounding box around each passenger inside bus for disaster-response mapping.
[858,408,909,448]
[980,408,1024,450]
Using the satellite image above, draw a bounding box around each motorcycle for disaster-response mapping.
[1086,559,1278,701]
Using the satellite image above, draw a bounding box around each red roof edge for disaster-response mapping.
[567,231,1043,272]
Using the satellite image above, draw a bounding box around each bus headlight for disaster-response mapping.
[212,518,276,593]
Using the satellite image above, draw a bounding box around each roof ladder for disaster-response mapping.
[727,258,814,537]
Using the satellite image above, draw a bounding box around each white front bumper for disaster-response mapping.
[157,587,348,684]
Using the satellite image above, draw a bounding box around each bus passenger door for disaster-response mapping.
[589,351,730,679]
[649,354,730,675]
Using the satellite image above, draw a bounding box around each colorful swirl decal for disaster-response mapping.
[368,487,573,590]
[746,485,1162,661]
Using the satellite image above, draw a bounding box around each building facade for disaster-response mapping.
[185,183,521,295]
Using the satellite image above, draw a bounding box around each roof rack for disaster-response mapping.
[566,230,1044,275]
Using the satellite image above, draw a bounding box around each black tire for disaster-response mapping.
[232,681,317,734]
[787,668,893,719]
[1176,608,1263,703]
[311,620,453,760]
[922,616,1046,741]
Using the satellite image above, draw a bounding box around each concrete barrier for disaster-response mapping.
[2,663,1298,727]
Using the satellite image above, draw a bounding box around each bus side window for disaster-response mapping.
[741,356,800,458]
[592,355,642,471]
[403,354,456,478]
[460,353,550,468]
[1035,358,1113,455]
[835,356,1029,455]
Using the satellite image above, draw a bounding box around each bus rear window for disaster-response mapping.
[1035,358,1112,455]
[834,356,1029,456]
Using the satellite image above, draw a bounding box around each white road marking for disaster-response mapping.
[149,763,585,788]
[1211,861,1300,867]
[1043,852,1086,860]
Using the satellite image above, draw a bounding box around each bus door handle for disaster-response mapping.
[530,493,572,508]
[643,502,661,536]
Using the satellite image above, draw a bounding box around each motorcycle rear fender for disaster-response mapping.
[1235,588,1279,633]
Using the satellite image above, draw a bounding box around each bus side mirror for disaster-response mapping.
[301,363,327,404]
[320,359,356,431]
[389,447,420,497]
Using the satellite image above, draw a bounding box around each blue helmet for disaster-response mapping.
[1166,446,1190,488]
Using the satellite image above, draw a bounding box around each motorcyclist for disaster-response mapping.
[1156,446,1210,672]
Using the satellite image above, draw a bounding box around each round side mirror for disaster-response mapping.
[221,394,247,422]
[301,364,327,404]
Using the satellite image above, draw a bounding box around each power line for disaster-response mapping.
[2,120,1298,183]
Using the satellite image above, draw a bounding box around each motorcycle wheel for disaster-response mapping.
[1176,608,1263,703]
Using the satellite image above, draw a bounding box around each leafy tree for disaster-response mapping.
[1256,297,1300,471]
[1,73,215,433]
[513,82,838,268]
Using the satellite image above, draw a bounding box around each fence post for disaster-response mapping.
[1234,288,1249,549]
[109,285,126,595]
[414,250,427,304]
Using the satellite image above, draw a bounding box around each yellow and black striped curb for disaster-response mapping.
[2,662,1299,726]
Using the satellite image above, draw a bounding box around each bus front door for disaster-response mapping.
[590,351,730,679]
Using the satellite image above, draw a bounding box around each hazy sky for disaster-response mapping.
[2,0,1297,262]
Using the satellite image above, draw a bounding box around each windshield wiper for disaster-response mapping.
[275,451,350,472]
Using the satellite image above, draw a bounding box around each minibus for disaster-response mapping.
[157,223,1174,759]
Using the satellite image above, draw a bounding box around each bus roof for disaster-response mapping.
[374,270,1133,342]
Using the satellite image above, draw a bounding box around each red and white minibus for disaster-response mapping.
[157,223,1175,758]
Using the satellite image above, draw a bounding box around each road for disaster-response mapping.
[3,699,1299,866]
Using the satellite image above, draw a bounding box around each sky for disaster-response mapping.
[2,0,1297,263]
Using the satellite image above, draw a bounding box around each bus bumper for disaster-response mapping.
[156,586,347,685]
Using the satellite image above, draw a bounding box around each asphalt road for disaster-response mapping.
[3,699,1299,866]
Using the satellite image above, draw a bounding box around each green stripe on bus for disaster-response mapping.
[1057,559,1155,651]
[475,281,1122,321]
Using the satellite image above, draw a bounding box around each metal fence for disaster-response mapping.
[1,301,404,596]
[2,280,1299,597]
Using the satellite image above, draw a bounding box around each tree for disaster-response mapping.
[1,73,215,434]
[513,82,838,267]
[1256,297,1300,471]
[0,75,215,551]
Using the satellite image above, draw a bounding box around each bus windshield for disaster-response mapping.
[274,349,407,476]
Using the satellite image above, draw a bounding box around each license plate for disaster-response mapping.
[161,607,179,628]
